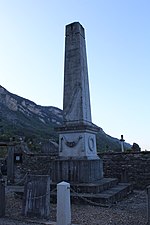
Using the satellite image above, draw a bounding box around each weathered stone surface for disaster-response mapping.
[58,131,99,159]
[22,175,50,219]
[0,179,5,217]
[63,22,91,123]
[57,22,100,161]
[51,159,103,183]
[14,151,150,189]
[99,152,150,189]
[57,181,71,225]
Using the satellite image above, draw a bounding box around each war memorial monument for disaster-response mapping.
[1,23,132,212]
[53,22,103,183]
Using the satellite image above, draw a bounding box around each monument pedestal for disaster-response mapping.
[56,122,100,159]
[54,121,103,183]
[52,158,103,183]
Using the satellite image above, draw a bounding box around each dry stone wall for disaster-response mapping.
[4,151,150,189]
[99,151,150,189]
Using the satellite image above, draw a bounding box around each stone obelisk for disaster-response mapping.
[54,22,103,183]
[63,22,92,124]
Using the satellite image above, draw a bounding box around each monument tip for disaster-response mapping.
[66,22,85,38]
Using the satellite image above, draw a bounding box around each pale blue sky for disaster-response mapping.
[0,0,150,150]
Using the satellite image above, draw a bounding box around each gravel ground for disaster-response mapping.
[0,190,148,225]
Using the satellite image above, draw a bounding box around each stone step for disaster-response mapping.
[70,178,118,194]
[51,178,118,194]
[69,183,133,206]
[7,182,133,206]
[8,177,117,194]
[50,182,133,206]
[6,185,24,193]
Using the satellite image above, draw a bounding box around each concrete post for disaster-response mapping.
[0,179,5,217]
[147,185,150,225]
[57,181,71,225]
[7,146,15,184]
[22,175,50,219]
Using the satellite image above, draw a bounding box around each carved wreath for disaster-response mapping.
[63,136,82,148]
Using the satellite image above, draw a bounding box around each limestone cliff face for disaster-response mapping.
[0,85,63,126]
[0,85,131,151]
[0,86,18,111]
[0,85,64,143]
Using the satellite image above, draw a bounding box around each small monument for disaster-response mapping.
[53,22,103,183]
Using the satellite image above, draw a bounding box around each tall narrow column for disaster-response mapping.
[56,22,100,160]
[63,22,92,124]
[53,22,103,183]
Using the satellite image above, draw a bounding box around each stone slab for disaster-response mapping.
[22,175,50,219]
[51,178,118,194]
[51,182,133,206]
[51,158,103,183]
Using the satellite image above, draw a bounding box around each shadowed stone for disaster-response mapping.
[7,146,15,184]
[22,175,50,219]
[0,179,5,217]
[147,185,150,225]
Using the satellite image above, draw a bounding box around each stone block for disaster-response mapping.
[22,175,50,219]
[52,158,103,183]
[58,131,99,159]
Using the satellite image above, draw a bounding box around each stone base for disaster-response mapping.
[56,122,100,159]
[51,158,103,183]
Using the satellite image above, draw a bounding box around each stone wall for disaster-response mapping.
[6,151,150,189]
[15,153,55,180]
[99,151,150,189]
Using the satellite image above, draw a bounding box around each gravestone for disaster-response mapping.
[22,175,50,219]
[53,22,103,183]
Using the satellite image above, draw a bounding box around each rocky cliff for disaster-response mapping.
[0,85,131,151]
[0,85,63,142]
